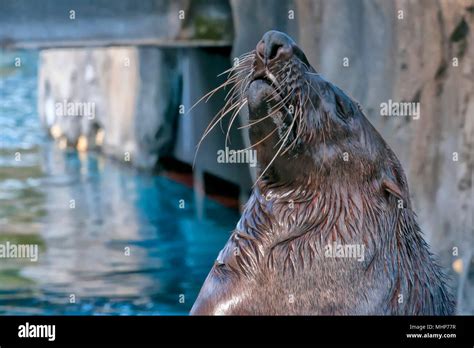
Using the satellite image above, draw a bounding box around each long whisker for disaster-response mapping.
[192,49,313,181]
[193,98,248,167]
[218,52,255,76]
[281,92,306,155]
[239,92,293,130]
[235,126,279,153]
[190,51,257,168]
[187,77,236,117]
[217,57,254,78]
[189,57,254,117]
[265,63,291,103]
[253,109,298,186]
[225,99,248,147]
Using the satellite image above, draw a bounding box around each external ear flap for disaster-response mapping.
[382,175,409,209]
[334,87,354,120]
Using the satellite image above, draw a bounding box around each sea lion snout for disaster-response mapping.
[256,30,295,66]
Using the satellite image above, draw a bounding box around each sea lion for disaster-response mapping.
[190,31,454,315]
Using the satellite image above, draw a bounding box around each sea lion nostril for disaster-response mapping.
[268,43,284,61]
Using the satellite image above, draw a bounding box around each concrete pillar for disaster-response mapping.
[38,46,180,169]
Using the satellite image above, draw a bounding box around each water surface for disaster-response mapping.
[0,51,238,315]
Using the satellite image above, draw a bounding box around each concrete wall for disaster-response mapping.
[38,47,180,168]
[0,0,233,48]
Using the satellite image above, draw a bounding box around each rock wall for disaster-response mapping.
[231,0,473,313]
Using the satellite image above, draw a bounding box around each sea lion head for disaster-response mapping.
[228,30,406,202]
[198,30,409,201]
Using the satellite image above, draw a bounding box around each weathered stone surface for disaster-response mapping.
[38,46,180,168]
[231,0,474,313]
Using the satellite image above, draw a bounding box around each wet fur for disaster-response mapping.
[190,32,454,315]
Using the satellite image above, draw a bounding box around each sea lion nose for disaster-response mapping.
[256,30,294,66]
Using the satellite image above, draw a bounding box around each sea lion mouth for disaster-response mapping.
[248,69,284,110]
[247,78,283,117]
[252,68,280,88]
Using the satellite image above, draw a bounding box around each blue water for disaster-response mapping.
[0,50,238,315]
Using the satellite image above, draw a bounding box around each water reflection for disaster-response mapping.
[0,51,238,315]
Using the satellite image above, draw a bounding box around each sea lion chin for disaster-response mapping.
[190,30,454,315]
